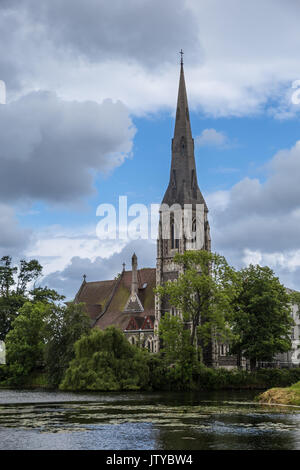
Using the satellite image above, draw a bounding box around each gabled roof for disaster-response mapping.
[74,268,156,330]
[125,315,155,331]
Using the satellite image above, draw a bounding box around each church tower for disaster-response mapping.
[154,54,211,353]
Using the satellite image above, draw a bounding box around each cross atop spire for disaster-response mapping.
[179,49,184,66]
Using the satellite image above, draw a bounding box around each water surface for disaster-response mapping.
[0,389,299,450]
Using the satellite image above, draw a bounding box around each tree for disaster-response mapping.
[60,326,150,391]
[155,250,238,366]
[231,265,294,371]
[158,313,196,388]
[44,302,91,386]
[0,256,43,340]
[31,286,65,304]
[5,301,48,385]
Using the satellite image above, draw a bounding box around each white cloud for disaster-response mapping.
[0,204,31,254]
[208,140,300,289]
[196,128,230,148]
[26,225,128,276]
[0,91,135,204]
[2,0,300,117]
[40,236,156,299]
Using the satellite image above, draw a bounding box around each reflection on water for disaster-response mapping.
[0,389,299,450]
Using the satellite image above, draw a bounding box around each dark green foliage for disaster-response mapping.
[44,303,91,387]
[193,366,300,390]
[60,326,150,391]
[158,313,196,388]
[31,287,65,304]
[0,256,45,340]
[0,365,8,384]
[147,354,168,390]
[147,357,300,391]
[5,302,47,385]
[231,265,294,370]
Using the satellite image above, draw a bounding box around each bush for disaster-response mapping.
[5,302,47,386]
[0,365,8,385]
[60,327,150,391]
[192,365,300,390]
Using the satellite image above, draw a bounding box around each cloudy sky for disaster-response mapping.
[1,0,300,298]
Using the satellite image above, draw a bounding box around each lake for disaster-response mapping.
[0,389,299,450]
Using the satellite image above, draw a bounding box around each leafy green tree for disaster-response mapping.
[231,265,294,371]
[60,326,150,391]
[31,286,65,304]
[44,302,91,386]
[155,250,239,366]
[0,256,43,340]
[5,301,47,385]
[158,313,196,388]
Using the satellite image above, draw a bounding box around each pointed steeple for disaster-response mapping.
[173,62,193,143]
[123,253,144,313]
[162,56,207,209]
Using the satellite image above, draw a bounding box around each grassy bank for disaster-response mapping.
[258,381,300,406]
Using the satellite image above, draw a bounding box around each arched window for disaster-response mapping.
[171,217,179,249]
[219,344,228,356]
[145,337,154,353]
[191,218,196,244]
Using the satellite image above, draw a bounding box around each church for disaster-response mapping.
[74,59,300,369]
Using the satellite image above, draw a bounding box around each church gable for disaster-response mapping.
[142,315,154,330]
[123,294,144,313]
[125,315,155,332]
[125,317,139,331]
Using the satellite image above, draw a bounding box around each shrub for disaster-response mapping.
[60,327,150,391]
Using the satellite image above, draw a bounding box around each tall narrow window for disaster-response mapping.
[171,220,179,249]
[191,218,196,244]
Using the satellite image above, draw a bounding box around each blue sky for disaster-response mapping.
[1,0,300,299]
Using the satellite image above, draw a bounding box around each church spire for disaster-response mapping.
[162,54,206,208]
[173,55,193,143]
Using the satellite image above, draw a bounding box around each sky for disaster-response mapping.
[1,0,300,299]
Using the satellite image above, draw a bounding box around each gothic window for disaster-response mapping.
[191,218,196,244]
[145,337,154,353]
[171,220,179,249]
[219,344,228,356]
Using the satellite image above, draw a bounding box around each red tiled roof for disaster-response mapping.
[75,268,156,330]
